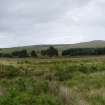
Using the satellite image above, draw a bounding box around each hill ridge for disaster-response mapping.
[1,40,105,53]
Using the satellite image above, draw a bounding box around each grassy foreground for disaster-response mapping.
[0,56,105,105]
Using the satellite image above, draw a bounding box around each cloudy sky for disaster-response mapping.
[0,0,105,48]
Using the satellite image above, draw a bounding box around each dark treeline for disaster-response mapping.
[12,50,29,58]
[0,46,58,58]
[1,47,105,58]
[62,48,105,56]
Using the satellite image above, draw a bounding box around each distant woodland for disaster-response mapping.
[1,46,105,58]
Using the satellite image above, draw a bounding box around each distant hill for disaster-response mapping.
[1,40,105,53]
[68,40,105,48]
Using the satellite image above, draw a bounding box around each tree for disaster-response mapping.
[31,50,37,57]
[20,49,29,57]
[46,46,58,57]
[41,50,46,56]
[41,46,58,57]
[12,49,29,58]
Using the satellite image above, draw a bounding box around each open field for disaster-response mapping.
[0,56,105,105]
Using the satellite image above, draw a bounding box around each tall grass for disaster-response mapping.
[0,58,105,105]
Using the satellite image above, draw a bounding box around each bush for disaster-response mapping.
[0,65,20,78]
[0,88,19,105]
[0,79,62,105]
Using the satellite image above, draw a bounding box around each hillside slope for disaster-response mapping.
[1,40,105,53]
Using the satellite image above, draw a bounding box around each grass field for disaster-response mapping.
[0,56,105,105]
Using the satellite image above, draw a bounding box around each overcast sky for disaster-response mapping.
[0,0,105,48]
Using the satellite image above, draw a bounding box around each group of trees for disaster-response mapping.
[62,48,105,56]
[0,46,58,58]
[12,50,29,58]
[1,47,105,58]
[12,50,37,58]
[41,46,58,57]
[0,50,37,58]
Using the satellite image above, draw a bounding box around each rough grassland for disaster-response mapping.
[0,56,105,105]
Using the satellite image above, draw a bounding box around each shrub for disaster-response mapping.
[0,65,20,78]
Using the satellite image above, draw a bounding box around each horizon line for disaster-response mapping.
[1,40,105,49]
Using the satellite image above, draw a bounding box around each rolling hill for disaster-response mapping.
[1,40,105,53]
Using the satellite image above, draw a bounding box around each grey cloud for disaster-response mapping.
[0,0,104,47]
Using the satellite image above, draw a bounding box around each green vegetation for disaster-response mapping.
[0,46,59,58]
[0,56,105,104]
[0,64,63,105]
[1,40,105,53]
[0,79,62,105]
[31,50,37,57]
[2,45,105,58]
[62,47,105,56]
[41,46,58,57]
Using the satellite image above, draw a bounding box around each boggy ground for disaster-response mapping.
[0,56,105,105]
